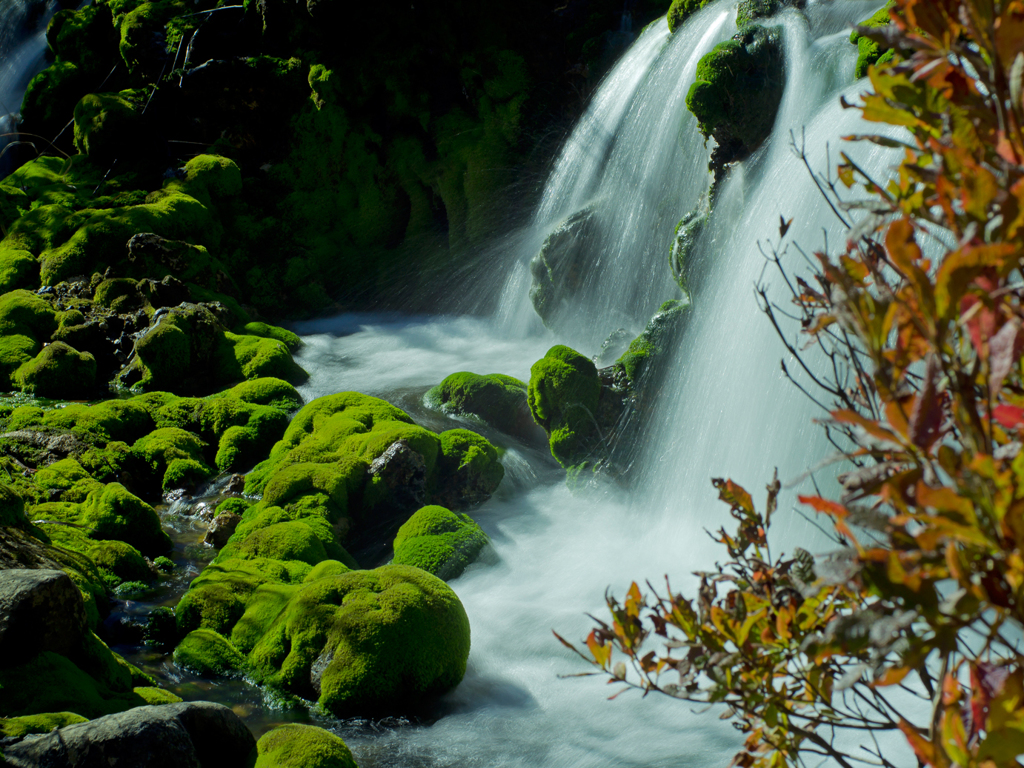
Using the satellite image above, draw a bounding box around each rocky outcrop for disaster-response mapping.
[2,701,256,768]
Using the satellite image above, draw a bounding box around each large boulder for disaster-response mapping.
[1,701,256,768]
[0,569,87,663]
[241,564,470,717]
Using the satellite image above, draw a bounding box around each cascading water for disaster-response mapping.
[285,2,901,766]
[0,0,60,176]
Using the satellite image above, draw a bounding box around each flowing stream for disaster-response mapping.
[279,2,898,765]
[5,0,906,764]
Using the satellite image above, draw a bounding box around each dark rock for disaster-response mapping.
[1,701,256,768]
[224,473,245,494]
[0,569,87,665]
[529,205,598,327]
[367,439,427,510]
[203,511,241,548]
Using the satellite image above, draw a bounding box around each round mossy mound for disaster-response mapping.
[174,628,248,677]
[392,505,489,581]
[247,564,470,717]
[255,723,358,768]
[425,371,533,440]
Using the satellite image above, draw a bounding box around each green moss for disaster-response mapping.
[93,277,140,310]
[119,1,184,78]
[735,0,792,27]
[667,0,711,32]
[0,484,27,527]
[246,564,469,716]
[436,429,504,507]
[19,61,89,138]
[255,724,358,768]
[175,556,311,636]
[132,427,213,491]
[303,559,352,581]
[0,247,37,295]
[0,638,151,719]
[527,345,601,470]
[47,4,119,75]
[851,2,896,78]
[425,372,529,437]
[13,341,97,399]
[685,25,785,170]
[240,322,303,352]
[616,300,689,385]
[0,712,88,739]
[132,686,183,704]
[174,628,247,677]
[88,539,151,583]
[78,482,172,555]
[392,505,488,581]
[233,520,331,566]
[226,332,309,383]
[73,91,144,163]
[0,290,58,385]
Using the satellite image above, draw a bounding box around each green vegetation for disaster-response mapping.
[850,2,896,78]
[255,724,358,768]
[527,345,601,470]
[392,505,489,580]
[686,25,785,173]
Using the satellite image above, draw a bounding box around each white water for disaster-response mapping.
[0,0,58,177]
[295,1,897,766]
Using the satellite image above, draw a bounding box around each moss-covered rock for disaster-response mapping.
[735,0,804,27]
[425,371,539,442]
[131,427,212,491]
[667,0,711,32]
[173,628,247,677]
[0,711,88,739]
[527,345,602,470]
[669,208,704,296]
[13,341,97,398]
[615,299,688,386]
[850,2,896,78]
[0,289,58,388]
[73,91,147,163]
[244,564,469,716]
[392,505,488,580]
[686,25,785,174]
[255,724,358,768]
[126,302,307,394]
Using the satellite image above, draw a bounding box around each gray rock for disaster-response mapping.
[203,511,241,548]
[0,569,87,665]
[3,701,256,768]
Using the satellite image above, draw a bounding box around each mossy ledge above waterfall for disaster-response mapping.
[8,0,677,319]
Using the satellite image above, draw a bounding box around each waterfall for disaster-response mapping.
[0,0,60,177]
[292,1,897,765]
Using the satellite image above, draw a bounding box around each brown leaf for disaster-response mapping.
[907,354,944,450]
[988,317,1022,392]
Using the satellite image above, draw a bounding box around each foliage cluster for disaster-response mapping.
[561,1,1024,766]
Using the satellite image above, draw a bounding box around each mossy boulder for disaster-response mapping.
[425,371,540,443]
[73,91,148,163]
[851,2,896,78]
[735,0,804,27]
[255,724,358,768]
[173,628,247,677]
[527,345,602,470]
[13,340,97,398]
[667,0,711,32]
[127,303,307,394]
[244,564,469,717]
[0,484,28,527]
[33,482,172,556]
[0,289,59,387]
[686,25,785,173]
[131,427,212,491]
[392,505,489,581]
[669,208,705,296]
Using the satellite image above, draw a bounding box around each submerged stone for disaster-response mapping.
[529,205,597,328]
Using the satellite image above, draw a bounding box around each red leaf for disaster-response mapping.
[993,404,1024,429]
